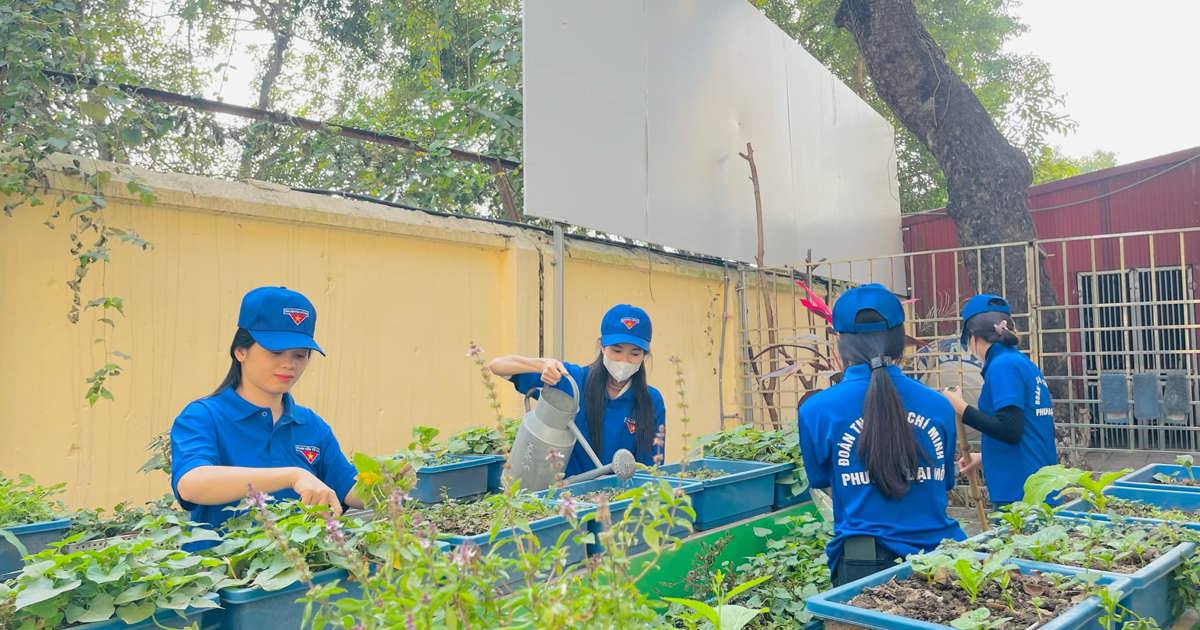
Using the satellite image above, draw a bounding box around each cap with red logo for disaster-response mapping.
[237,286,325,355]
[600,304,652,352]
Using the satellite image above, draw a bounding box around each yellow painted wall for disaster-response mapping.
[0,157,760,510]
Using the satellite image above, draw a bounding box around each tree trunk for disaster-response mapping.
[835,0,1073,444]
[239,14,294,180]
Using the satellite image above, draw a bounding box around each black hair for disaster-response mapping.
[839,310,930,499]
[583,351,655,461]
[209,328,256,396]
[964,310,1020,348]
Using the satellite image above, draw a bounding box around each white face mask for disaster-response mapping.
[603,356,641,383]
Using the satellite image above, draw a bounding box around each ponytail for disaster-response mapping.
[839,311,930,499]
[210,328,256,396]
[964,311,1019,347]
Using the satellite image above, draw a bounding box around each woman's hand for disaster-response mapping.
[540,359,569,386]
[291,468,343,516]
[957,452,983,476]
[940,386,968,416]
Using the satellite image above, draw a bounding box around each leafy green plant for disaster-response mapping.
[950,607,1009,630]
[391,426,460,468]
[137,432,171,476]
[447,420,519,456]
[413,493,557,537]
[698,425,808,499]
[664,570,769,630]
[203,499,377,592]
[1023,464,1132,510]
[729,513,831,626]
[67,495,184,541]
[0,528,228,629]
[0,474,67,527]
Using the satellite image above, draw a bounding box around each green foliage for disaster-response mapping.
[137,432,172,476]
[0,528,227,630]
[698,425,808,498]
[391,425,460,467]
[67,495,186,541]
[0,474,66,528]
[446,419,518,455]
[1023,465,1132,511]
[1032,147,1118,184]
[664,570,770,630]
[730,513,831,626]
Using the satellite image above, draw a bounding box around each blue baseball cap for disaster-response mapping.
[600,304,652,351]
[831,284,905,334]
[960,294,1011,345]
[237,286,325,355]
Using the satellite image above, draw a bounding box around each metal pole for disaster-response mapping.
[553,223,566,360]
[718,266,731,430]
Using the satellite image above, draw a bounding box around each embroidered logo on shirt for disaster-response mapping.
[283,308,310,326]
[620,317,640,330]
[295,445,321,464]
[624,417,636,434]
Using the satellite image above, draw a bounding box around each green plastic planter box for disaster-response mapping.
[217,567,358,630]
[73,594,222,630]
[0,517,72,576]
[412,455,494,502]
[657,458,790,530]
[536,475,701,555]
[971,515,1193,627]
[806,556,1131,630]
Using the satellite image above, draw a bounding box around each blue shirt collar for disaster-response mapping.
[215,386,304,424]
[842,363,903,382]
[981,343,1018,377]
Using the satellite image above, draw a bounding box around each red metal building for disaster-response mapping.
[902,146,1200,434]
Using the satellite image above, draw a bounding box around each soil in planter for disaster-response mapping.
[848,571,1091,628]
[666,467,726,481]
[961,520,1179,575]
[578,490,624,505]
[1104,497,1200,522]
[416,497,557,537]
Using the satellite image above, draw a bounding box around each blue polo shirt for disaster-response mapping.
[512,362,666,476]
[798,365,964,571]
[170,387,359,531]
[977,344,1059,504]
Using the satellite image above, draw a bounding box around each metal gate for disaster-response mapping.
[736,227,1200,459]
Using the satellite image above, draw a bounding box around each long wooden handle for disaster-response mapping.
[955,414,990,529]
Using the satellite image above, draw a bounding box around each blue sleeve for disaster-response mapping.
[319,427,359,505]
[170,401,219,511]
[510,362,585,398]
[797,401,830,489]
[940,403,959,492]
[987,358,1026,410]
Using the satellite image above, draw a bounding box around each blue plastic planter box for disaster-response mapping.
[74,594,222,629]
[657,458,790,530]
[0,517,72,576]
[806,557,1131,630]
[412,455,493,502]
[971,515,1194,627]
[1056,485,1200,531]
[475,454,507,491]
[218,567,360,630]
[772,463,812,509]
[1114,463,1200,493]
[537,475,702,555]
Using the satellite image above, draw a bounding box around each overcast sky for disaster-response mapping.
[1007,0,1200,163]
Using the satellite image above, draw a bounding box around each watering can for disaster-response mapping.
[507,372,605,492]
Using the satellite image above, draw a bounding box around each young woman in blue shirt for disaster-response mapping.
[170,286,363,531]
[489,304,666,476]
[798,284,964,586]
[941,294,1058,508]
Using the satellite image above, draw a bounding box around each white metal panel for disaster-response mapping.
[524,0,903,286]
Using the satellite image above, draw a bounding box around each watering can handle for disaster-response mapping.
[522,369,581,413]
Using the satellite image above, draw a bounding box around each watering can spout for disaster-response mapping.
[506,372,603,492]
